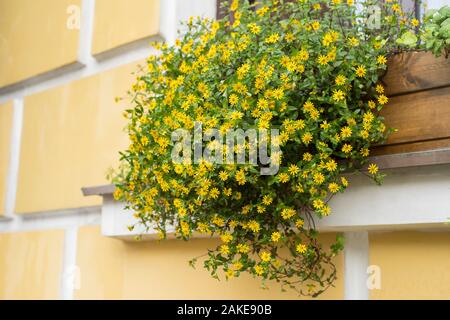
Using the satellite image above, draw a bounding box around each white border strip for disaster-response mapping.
[344,232,370,300]
[160,0,177,46]
[0,206,101,233]
[78,0,96,65]
[60,226,79,300]
[3,99,23,219]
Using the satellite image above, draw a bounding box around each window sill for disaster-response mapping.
[83,150,450,240]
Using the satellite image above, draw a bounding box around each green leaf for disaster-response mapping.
[396,31,418,47]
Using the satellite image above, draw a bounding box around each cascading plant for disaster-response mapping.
[113,0,430,296]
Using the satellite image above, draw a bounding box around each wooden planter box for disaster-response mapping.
[373,51,450,156]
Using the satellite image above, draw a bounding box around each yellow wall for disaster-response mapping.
[0,0,80,88]
[0,230,64,299]
[75,226,344,300]
[92,0,160,55]
[0,102,13,216]
[16,62,139,214]
[370,231,450,300]
[75,225,125,299]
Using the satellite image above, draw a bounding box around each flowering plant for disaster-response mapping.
[114,0,423,296]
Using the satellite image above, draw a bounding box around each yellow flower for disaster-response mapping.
[296,244,307,254]
[377,55,387,65]
[265,33,280,44]
[355,65,366,77]
[322,33,332,46]
[220,244,230,255]
[248,23,261,35]
[295,219,304,229]
[368,163,379,175]
[210,187,219,199]
[348,37,359,46]
[378,94,388,105]
[335,74,347,86]
[360,148,370,157]
[257,205,265,214]
[332,89,345,102]
[260,251,271,262]
[262,195,273,205]
[285,33,295,42]
[392,4,401,13]
[226,269,234,278]
[363,111,374,123]
[113,188,123,201]
[254,265,265,276]
[235,169,246,185]
[230,111,243,120]
[233,261,243,271]
[317,55,329,65]
[360,130,369,139]
[303,101,314,111]
[221,233,233,243]
[278,172,290,183]
[229,94,239,106]
[328,182,340,193]
[237,243,250,253]
[237,63,250,80]
[321,121,330,130]
[219,171,229,181]
[340,126,352,138]
[341,177,349,187]
[325,159,338,172]
[288,164,300,176]
[230,0,238,11]
[321,205,332,216]
[311,21,320,30]
[281,208,296,220]
[342,144,353,153]
[368,100,376,109]
[302,133,313,145]
[256,6,269,16]
[313,199,324,209]
[271,232,281,242]
[376,84,384,94]
[303,152,313,161]
[247,220,260,233]
[313,172,325,185]
[411,18,419,27]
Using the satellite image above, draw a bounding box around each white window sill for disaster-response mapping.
[82,149,450,240]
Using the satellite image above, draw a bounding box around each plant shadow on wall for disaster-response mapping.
[111,1,449,297]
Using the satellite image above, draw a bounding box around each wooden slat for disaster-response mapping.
[216,0,228,20]
[384,51,450,96]
[372,138,450,156]
[367,148,450,171]
[380,86,450,145]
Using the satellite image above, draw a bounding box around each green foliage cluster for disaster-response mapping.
[421,5,450,57]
